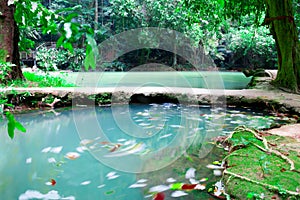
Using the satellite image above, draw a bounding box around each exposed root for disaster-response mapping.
[224,170,300,196]
[45,98,61,108]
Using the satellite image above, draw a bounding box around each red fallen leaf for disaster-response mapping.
[153,192,165,200]
[181,184,198,190]
[101,141,110,145]
[51,179,56,186]
[110,144,122,152]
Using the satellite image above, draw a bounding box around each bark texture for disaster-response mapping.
[0,0,24,80]
[265,0,300,92]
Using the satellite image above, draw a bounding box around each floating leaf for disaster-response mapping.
[170,183,183,190]
[185,167,196,179]
[153,192,165,200]
[166,178,176,183]
[149,185,170,193]
[129,183,147,188]
[65,152,80,160]
[50,146,63,154]
[171,190,188,197]
[80,181,91,185]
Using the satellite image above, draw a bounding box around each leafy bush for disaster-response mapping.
[23,72,75,87]
[67,48,85,72]
[36,47,85,71]
[226,26,277,69]
[102,61,128,71]
[0,61,14,84]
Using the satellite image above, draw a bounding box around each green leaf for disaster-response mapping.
[170,183,183,190]
[63,42,74,53]
[15,121,26,133]
[84,47,95,71]
[5,112,14,122]
[56,36,65,48]
[7,121,15,139]
[217,0,225,8]
[65,13,78,22]
[5,103,14,108]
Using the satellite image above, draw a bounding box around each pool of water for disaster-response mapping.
[0,104,294,199]
[57,71,252,89]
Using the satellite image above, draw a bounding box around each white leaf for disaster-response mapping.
[26,157,32,164]
[50,146,63,154]
[166,177,176,183]
[129,183,147,188]
[185,167,196,179]
[171,191,188,197]
[80,181,91,185]
[48,157,56,163]
[149,185,169,193]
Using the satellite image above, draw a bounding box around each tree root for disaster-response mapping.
[228,126,296,171]
[224,170,300,196]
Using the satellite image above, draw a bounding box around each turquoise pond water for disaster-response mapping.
[0,104,294,199]
[58,71,252,89]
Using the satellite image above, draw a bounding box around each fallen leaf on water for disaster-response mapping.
[171,190,188,197]
[137,179,148,183]
[51,179,56,186]
[189,178,199,184]
[65,152,80,160]
[166,178,176,183]
[80,181,91,185]
[153,192,165,200]
[149,185,170,193]
[199,178,208,182]
[50,146,63,154]
[109,144,122,152]
[185,167,196,179]
[41,147,51,153]
[181,184,198,190]
[26,157,32,164]
[97,184,105,189]
[129,183,147,188]
[48,157,56,163]
[106,171,120,180]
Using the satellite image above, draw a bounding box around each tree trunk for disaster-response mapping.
[94,0,98,30]
[0,0,24,80]
[265,0,300,92]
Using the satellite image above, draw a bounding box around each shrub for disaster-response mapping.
[0,61,13,85]
[36,47,85,71]
[226,26,277,69]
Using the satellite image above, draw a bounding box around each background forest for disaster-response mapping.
[20,0,299,72]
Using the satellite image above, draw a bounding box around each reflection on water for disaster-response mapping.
[0,104,294,199]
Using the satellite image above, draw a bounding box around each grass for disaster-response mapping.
[23,72,75,87]
[223,127,300,199]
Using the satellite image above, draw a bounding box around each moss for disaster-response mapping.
[224,128,300,199]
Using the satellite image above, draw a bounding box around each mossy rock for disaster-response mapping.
[223,127,300,199]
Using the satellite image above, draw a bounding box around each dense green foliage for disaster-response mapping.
[13,0,287,71]
[23,72,75,87]
[0,93,26,139]
[36,47,85,71]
